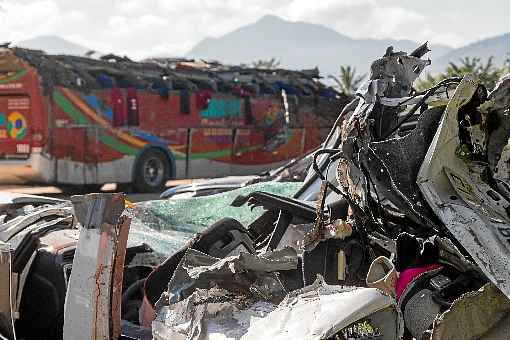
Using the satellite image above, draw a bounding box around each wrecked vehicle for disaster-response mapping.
[160,150,313,199]
[3,43,510,340]
[141,43,510,339]
[0,192,165,340]
[0,182,302,339]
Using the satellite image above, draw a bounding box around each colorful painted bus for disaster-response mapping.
[0,48,347,192]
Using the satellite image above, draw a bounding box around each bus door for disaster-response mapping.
[83,125,100,184]
[0,96,31,158]
[54,124,99,185]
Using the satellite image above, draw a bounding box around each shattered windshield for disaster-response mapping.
[129,182,302,254]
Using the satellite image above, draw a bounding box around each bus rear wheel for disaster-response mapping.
[133,149,170,193]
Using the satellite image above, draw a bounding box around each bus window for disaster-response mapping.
[244,96,254,124]
[151,79,170,99]
[127,87,139,126]
[111,87,126,127]
[180,90,190,114]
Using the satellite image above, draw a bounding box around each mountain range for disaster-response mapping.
[14,15,510,77]
[188,15,454,76]
[17,35,91,56]
[432,33,510,73]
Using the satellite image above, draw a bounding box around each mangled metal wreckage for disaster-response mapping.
[2,43,510,339]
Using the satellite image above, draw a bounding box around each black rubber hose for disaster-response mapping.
[122,279,146,310]
[312,149,342,180]
[381,78,462,140]
[293,98,360,199]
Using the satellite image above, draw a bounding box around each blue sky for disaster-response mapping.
[1,0,508,58]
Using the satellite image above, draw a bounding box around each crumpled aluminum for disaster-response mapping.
[152,247,298,340]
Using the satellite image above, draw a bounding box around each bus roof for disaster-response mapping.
[6,47,340,99]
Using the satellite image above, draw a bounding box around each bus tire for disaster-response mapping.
[133,148,170,193]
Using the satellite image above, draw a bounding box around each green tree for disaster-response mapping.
[328,66,366,95]
[503,53,510,74]
[417,56,505,91]
[252,58,281,70]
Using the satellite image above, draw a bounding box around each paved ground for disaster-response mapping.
[0,179,194,202]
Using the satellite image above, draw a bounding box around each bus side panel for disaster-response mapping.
[50,88,138,184]
[53,131,134,184]
[171,94,319,178]
[42,84,329,184]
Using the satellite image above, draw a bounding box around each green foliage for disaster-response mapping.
[504,53,510,72]
[329,66,366,95]
[251,58,281,70]
[417,56,506,91]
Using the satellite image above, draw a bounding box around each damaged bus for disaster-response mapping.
[0,47,346,192]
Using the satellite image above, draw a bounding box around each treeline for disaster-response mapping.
[417,56,510,90]
[251,55,510,95]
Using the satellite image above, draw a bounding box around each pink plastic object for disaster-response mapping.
[396,264,442,301]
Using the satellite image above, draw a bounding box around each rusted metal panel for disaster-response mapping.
[63,193,127,340]
[111,215,131,339]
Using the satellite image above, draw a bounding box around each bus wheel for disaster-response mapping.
[134,149,170,193]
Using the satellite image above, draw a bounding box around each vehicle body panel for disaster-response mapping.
[63,193,129,340]
[418,75,510,298]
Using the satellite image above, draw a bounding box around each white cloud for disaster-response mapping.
[273,0,455,45]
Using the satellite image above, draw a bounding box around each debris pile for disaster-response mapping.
[142,42,510,338]
[152,248,297,340]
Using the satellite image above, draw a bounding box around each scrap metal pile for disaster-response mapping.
[2,43,510,339]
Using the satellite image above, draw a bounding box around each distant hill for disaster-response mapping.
[15,35,91,56]
[430,33,510,73]
[15,19,510,78]
[187,15,453,77]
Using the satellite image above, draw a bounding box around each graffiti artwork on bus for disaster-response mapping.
[0,111,28,140]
